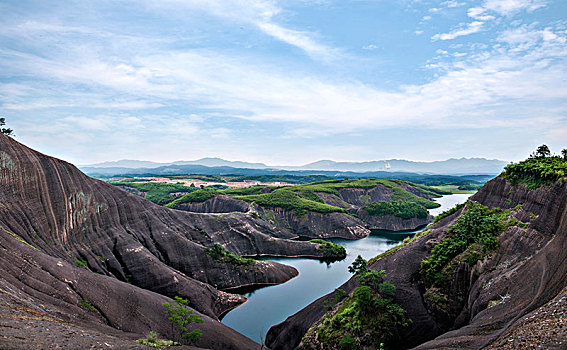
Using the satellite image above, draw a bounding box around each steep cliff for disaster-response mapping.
[266,172,567,349]
[0,134,340,349]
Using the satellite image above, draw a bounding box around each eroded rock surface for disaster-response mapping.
[0,134,338,348]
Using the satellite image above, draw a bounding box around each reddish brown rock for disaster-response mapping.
[0,133,340,349]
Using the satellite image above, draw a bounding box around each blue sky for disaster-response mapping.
[1,0,566,165]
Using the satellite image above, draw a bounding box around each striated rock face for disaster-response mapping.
[177,194,252,213]
[266,175,567,350]
[254,206,371,240]
[356,209,431,231]
[0,231,259,350]
[0,134,337,349]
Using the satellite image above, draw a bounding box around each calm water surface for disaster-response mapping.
[221,193,472,343]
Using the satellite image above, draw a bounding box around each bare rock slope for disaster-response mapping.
[0,134,337,349]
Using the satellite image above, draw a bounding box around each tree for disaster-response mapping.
[0,117,14,136]
[531,144,551,158]
[562,149,567,161]
[162,296,203,344]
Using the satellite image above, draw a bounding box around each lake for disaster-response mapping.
[221,193,472,343]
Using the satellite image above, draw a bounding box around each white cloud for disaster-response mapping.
[467,7,496,20]
[2,0,566,164]
[255,22,341,61]
[432,21,484,40]
[434,0,548,41]
[136,0,340,62]
[362,44,378,50]
[442,0,465,8]
[482,0,547,16]
[4,21,567,137]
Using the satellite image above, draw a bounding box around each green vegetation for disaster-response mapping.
[363,200,429,220]
[298,189,324,203]
[137,331,179,349]
[163,296,204,344]
[79,298,98,313]
[235,188,345,217]
[0,117,14,136]
[110,181,198,204]
[304,256,410,349]
[433,203,466,224]
[421,201,526,287]
[324,288,348,311]
[0,225,39,251]
[367,229,432,266]
[504,145,567,189]
[220,186,266,196]
[205,243,255,266]
[310,239,347,260]
[74,257,87,268]
[165,188,218,208]
[389,186,440,209]
[134,177,445,222]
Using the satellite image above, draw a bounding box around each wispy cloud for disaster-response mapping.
[432,21,485,40]
[255,22,341,61]
[480,0,547,16]
[1,0,566,163]
[3,18,566,136]
[432,0,548,40]
[135,0,341,62]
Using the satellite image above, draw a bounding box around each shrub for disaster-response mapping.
[304,256,410,349]
[504,155,567,189]
[310,239,347,260]
[137,330,178,349]
[324,289,348,311]
[79,298,98,313]
[163,296,204,344]
[205,243,255,266]
[421,201,523,287]
[433,202,465,224]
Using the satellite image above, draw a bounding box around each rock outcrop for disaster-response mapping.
[0,134,339,348]
[266,175,567,349]
[172,182,437,239]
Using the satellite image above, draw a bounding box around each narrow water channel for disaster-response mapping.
[221,193,472,343]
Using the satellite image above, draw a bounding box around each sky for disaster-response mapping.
[0,0,566,166]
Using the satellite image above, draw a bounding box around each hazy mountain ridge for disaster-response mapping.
[81,157,508,176]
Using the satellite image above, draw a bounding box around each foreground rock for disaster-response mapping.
[0,134,342,348]
[266,175,567,349]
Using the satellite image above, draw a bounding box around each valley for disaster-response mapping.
[221,194,472,344]
[1,133,566,349]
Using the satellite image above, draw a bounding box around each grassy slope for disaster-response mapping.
[162,179,443,221]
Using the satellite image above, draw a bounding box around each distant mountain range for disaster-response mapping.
[80,157,508,177]
[88,157,270,169]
